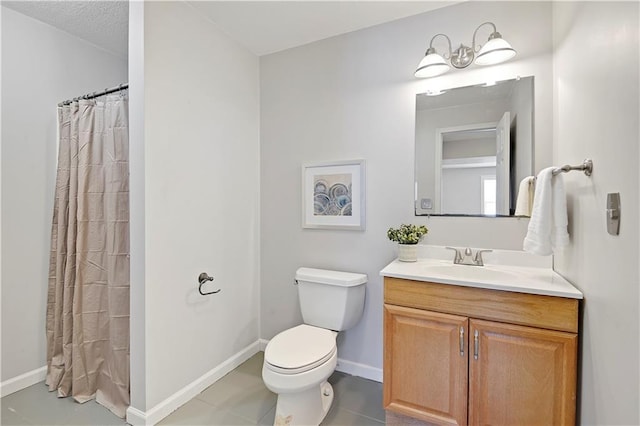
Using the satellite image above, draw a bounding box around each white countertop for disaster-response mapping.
[380,247,583,299]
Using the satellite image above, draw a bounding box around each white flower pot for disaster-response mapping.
[397,244,418,262]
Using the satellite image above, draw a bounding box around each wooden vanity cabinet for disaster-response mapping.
[383,277,579,426]
[384,304,469,425]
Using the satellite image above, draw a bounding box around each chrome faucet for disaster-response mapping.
[445,247,493,266]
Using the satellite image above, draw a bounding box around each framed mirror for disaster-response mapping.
[414,76,534,217]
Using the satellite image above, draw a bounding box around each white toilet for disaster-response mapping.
[262,267,367,426]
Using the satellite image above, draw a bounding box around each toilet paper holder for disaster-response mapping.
[198,272,221,295]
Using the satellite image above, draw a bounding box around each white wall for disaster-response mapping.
[130,1,260,413]
[0,6,127,384]
[442,167,496,215]
[260,1,552,376]
[552,2,639,424]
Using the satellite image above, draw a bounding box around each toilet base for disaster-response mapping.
[272,381,334,426]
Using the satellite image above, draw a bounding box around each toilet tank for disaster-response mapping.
[295,267,367,331]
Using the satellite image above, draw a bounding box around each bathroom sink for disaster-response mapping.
[379,246,584,299]
[423,264,517,282]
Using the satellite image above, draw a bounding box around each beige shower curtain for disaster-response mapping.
[46,95,130,418]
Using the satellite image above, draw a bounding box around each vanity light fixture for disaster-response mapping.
[415,22,517,78]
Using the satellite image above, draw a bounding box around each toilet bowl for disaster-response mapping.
[262,268,367,426]
[263,325,338,425]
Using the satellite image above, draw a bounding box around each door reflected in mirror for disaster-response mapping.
[415,76,534,217]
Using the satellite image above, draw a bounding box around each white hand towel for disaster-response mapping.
[523,167,570,255]
[515,176,535,217]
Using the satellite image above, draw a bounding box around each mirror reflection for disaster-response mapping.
[414,76,534,217]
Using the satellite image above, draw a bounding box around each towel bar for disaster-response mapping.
[552,159,593,176]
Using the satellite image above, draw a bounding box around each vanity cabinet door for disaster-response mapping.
[384,304,468,426]
[468,319,577,426]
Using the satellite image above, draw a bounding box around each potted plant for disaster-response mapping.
[387,224,429,262]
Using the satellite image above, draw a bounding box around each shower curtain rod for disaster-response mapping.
[58,83,128,107]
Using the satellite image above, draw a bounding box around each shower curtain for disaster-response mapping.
[46,95,130,418]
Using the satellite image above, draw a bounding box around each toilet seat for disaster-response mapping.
[265,324,337,375]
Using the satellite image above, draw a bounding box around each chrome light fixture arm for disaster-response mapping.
[427,33,453,59]
[471,22,498,53]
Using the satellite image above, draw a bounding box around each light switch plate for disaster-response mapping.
[421,198,432,210]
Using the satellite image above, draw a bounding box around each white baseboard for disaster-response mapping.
[258,338,269,351]
[1,366,47,397]
[260,337,382,383]
[125,406,147,425]
[335,358,382,383]
[126,341,260,426]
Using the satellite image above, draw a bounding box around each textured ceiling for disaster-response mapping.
[2,1,457,59]
[189,1,457,56]
[2,0,129,58]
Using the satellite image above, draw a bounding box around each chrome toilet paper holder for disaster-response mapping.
[198,272,221,295]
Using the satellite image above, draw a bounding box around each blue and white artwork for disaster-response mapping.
[302,159,365,230]
[313,174,352,216]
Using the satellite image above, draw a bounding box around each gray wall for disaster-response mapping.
[260,1,553,376]
[1,6,127,383]
[509,77,534,187]
[553,2,639,424]
[416,100,507,214]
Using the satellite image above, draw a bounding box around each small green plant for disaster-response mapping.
[387,224,428,245]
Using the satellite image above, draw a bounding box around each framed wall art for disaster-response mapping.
[301,159,365,230]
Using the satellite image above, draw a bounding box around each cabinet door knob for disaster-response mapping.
[474,329,479,360]
[459,327,465,356]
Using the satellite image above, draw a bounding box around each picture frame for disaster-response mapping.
[302,159,366,230]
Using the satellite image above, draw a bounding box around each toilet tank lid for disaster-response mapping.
[295,267,367,287]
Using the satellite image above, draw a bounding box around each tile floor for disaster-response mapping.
[1,352,385,425]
